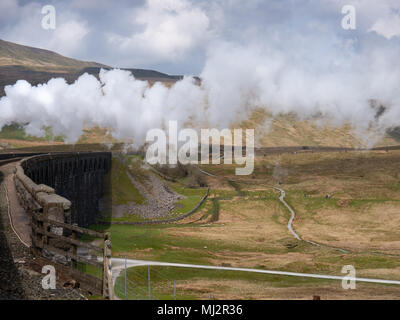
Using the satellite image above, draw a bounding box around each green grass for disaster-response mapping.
[76,262,103,279]
[0,123,26,140]
[348,199,393,209]
[227,180,245,196]
[114,265,339,300]
[0,123,64,142]
[199,200,215,221]
[209,198,220,222]
[104,214,148,223]
[90,224,220,264]
[91,222,285,265]
[318,254,400,274]
[126,155,149,183]
[198,164,236,176]
[111,156,145,205]
[167,182,208,214]
[87,295,106,300]
[387,182,400,192]
[172,193,204,214]
[89,188,308,267]
[285,190,339,212]
[285,189,397,213]
[208,189,237,199]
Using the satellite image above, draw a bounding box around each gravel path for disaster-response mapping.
[196,166,350,253]
[271,186,349,253]
[271,186,302,241]
[113,171,183,219]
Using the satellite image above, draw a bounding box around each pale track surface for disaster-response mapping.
[271,186,301,241]
[0,162,31,247]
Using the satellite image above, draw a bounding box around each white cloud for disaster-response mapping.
[0,1,90,58]
[368,12,400,39]
[108,0,210,63]
[48,20,90,56]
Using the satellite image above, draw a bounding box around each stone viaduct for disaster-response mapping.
[0,151,113,297]
[19,152,112,228]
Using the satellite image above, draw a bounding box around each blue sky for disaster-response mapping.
[0,0,399,75]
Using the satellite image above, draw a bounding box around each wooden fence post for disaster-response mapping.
[71,224,78,269]
[103,232,113,299]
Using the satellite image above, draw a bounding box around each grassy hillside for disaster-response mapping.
[238,109,400,148]
[0,39,107,72]
[92,149,400,299]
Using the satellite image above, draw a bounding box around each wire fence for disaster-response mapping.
[114,263,261,300]
[114,265,176,300]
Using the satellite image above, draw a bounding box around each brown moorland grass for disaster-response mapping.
[175,278,400,300]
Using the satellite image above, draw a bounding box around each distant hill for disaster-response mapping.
[0,39,186,96]
[79,67,184,83]
[0,39,108,71]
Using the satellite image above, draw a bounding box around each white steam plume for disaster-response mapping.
[0,39,400,146]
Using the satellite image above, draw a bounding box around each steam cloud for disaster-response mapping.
[1,29,400,147]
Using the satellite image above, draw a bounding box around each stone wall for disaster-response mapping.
[15,159,71,226]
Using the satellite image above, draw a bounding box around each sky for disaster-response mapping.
[1,0,400,75]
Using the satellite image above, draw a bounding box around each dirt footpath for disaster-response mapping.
[1,163,31,246]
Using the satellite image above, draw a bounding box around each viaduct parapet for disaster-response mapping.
[20,152,111,228]
[8,151,113,297]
